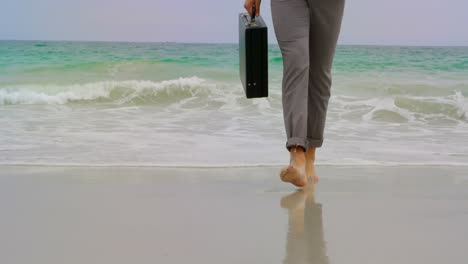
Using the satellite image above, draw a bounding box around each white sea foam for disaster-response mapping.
[452,91,468,120]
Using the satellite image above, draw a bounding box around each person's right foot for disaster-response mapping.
[280,147,307,187]
[305,160,319,184]
[305,148,319,184]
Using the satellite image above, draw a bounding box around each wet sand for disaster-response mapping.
[1,165,467,264]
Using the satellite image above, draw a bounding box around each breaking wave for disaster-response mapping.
[0,77,220,105]
[1,76,467,125]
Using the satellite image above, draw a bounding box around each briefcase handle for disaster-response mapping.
[242,6,258,27]
[251,5,256,23]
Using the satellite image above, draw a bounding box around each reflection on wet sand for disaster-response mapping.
[281,184,328,264]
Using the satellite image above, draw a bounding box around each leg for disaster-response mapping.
[271,0,310,187]
[305,0,345,183]
[306,0,345,148]
[271,0,310,152]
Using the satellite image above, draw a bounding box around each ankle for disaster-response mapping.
[290,151,305,163]
[306,147,316,161]
[290,145,305,153]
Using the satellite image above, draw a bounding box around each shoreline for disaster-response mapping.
[1,163,468,168]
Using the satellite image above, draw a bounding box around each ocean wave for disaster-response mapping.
[1,77,467,125]
[0,77,221,105]
[333,91,467,123]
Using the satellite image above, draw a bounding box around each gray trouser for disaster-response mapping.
[271,0,345,152]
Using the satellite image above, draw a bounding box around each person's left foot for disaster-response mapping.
[280,148,307,187]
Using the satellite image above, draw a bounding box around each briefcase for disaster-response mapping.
[239,7,268,98]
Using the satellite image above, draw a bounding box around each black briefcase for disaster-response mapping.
[239,7,268,98]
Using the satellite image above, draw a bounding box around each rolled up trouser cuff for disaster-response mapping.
[285,137,308,152]
[306,138,324,149]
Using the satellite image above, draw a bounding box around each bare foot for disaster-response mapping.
[306,147,319,184]
[280,146,307,187]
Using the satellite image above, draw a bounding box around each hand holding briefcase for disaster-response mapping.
[239,6,269,99]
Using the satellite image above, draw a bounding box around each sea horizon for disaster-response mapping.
[2,39,468,48]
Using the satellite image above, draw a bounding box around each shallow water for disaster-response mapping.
[1,41,467,166]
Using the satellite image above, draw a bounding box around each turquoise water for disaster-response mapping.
[1,40,467,166]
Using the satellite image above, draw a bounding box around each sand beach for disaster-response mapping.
[1,165,467,264]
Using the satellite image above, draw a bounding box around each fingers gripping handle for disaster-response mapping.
[251,5,256,22]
